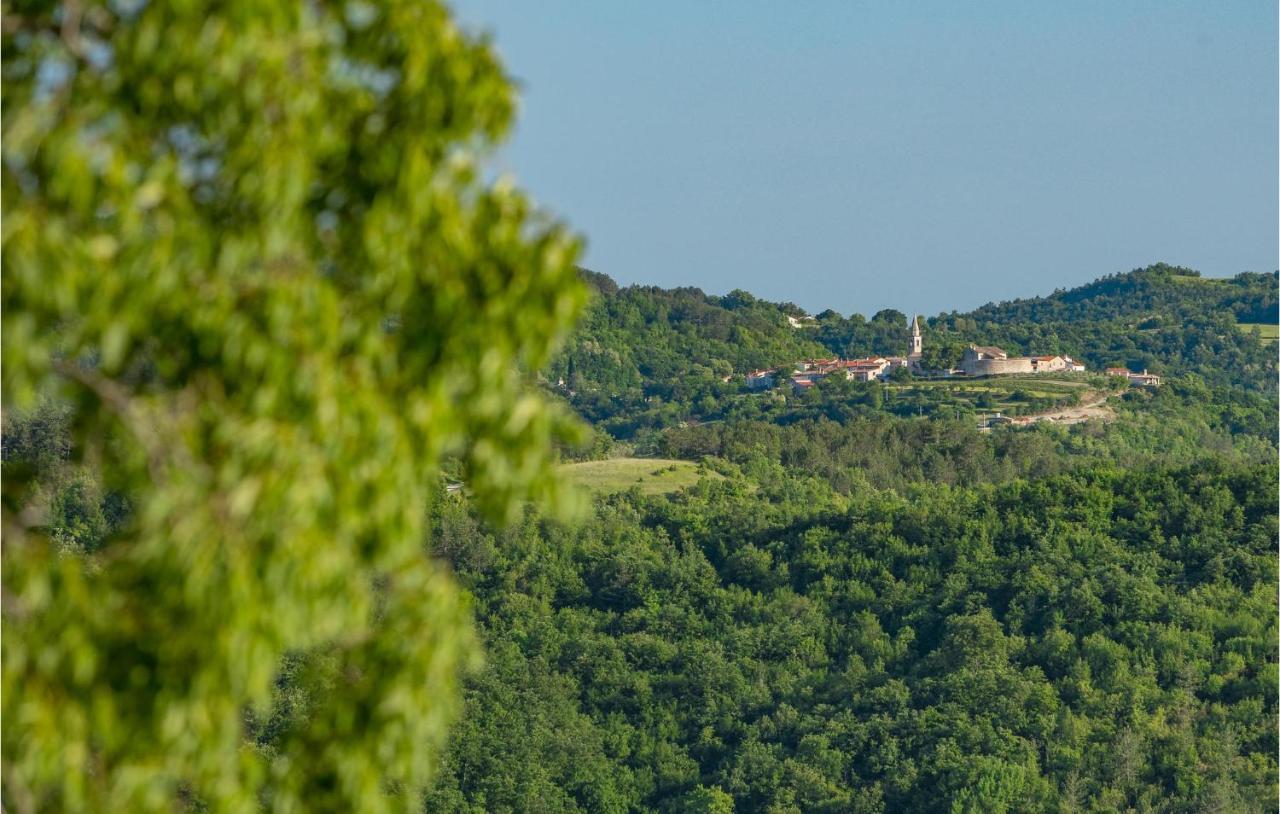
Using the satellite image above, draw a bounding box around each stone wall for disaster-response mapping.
[962,357,1035,376]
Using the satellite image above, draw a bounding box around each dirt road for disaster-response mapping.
[1017,391,1115,426]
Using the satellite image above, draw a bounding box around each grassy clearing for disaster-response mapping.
[560,458,717,496]
[1238,322,1279,344]
[887,378,1091,402]
[879,375,1105,419]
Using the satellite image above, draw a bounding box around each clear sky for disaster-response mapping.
[451,1,1278,317]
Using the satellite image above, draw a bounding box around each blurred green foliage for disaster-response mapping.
[2,1,586,811]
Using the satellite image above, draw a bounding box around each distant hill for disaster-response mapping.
[928,264,1277,389]
[544,273,834,431]
[963,263,1277,325]
[551,264,1277,403]
[553,269,954,386]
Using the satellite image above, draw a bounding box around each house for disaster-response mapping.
[746,369,776,390]
[842,357,891,382]
[790,375,818,392]
[1030,355,1069,373]
[792,316,922,381]
[979,412,1016,430]
[787,314,817,329]
[1064,357,1087,372]
[784,355,896,389]
[1106,367,1162,386]
[797,357,839,372]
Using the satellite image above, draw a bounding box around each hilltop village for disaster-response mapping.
[745,315,1160,392]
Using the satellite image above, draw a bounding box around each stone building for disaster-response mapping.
[907,316,924,372]
[1107,367,1161,386]
[746,369,775,389]
[960,347,1080,376]
[1031,355,1070,373]
[960,346,1034,375]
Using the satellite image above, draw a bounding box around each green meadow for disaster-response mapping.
[1238,322,1279,344]
[560,458,716,495]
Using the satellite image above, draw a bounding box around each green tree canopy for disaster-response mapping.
[2,1,585,811]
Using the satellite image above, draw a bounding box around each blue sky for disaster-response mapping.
[451,1,1278,317]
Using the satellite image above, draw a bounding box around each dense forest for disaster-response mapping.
[424,462,1275,812]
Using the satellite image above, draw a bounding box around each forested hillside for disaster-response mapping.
[547,264,1277,445]
[926,264,1278,391]
[544,273,831,437]
[424,462,1276,812]
[5,263,1275,813]
[967,264,1276,327]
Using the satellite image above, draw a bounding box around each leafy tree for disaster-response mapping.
[2,1,585,811]
[871,308,908,325]
[685,785,736,813]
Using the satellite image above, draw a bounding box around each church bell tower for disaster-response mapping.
[909,315,923,358]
